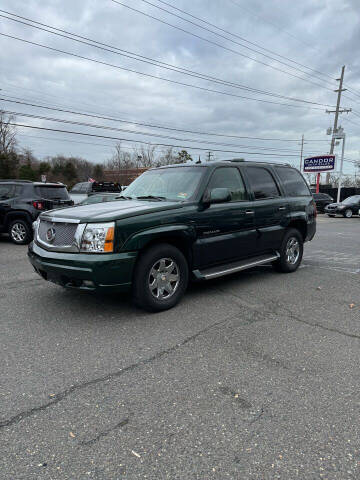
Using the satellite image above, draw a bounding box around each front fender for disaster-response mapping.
[122,224,196,251]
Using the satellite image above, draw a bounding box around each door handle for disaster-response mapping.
[245,210,254,215]
[278,206,286,211]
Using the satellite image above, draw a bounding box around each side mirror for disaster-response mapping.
[208,188,231,204]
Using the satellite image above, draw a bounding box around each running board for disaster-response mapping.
[193,253,280,280]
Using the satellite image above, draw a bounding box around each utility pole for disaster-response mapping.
[325,65,351,184]
[207,151,214,162]
[299,134,304,171]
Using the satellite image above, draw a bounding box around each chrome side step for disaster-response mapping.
[193,253,280,280]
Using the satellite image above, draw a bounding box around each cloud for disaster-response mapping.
[0,0,359,173]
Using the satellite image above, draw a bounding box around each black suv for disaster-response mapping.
[0,180,73,244]
[29,161,316,311]
[70,181,122,204]
[312,193,333,213]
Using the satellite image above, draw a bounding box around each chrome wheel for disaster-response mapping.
[345,209,353,218]
[286,237,300,265]
[11,222,27,242]
[148,258,180,300]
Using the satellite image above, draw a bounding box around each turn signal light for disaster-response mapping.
[104,226,115,252]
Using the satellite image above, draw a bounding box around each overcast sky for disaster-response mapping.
[1,0,360,173]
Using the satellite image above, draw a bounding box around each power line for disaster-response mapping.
[9,122,301,157]
[111,0,337,92]
[226,0,326,55]
[2,108,311,153]
[150,0,337,84]
[0,95,331,144]
[0,11,336,107]
[0,32,329,111]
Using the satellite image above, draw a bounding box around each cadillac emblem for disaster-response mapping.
[46,227,56,242]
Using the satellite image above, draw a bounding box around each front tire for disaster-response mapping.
[132,243,189,312]
[343,209,353,218]
[8,219,32,245]
[273,228,303,273]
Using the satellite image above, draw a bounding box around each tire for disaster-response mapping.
[132,243,189,312]
[343,209,353,218]
[273,228,303,273]
[8,219,33,245]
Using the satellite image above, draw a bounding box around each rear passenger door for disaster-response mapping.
[195,166,257,267]
[242,166,288,252]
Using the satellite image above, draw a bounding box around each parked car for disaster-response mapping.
[78,193,121,205]
[28,160,316,311]
[324,195,360,218]
[312,193,333,213]
[0,180,73,244]
[69,181,122,204]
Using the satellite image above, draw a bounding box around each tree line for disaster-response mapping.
[0,111,193,187]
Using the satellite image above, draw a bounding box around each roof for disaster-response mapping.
[0,179,66,186]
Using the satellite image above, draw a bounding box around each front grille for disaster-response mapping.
[38,219,78,247]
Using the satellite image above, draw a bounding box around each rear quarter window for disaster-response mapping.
[275,167,310,197]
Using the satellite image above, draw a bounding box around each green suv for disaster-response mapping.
[28,161,316,311]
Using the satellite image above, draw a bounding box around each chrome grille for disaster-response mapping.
[38,219,78,247]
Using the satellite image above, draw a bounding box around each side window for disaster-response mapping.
[245,167,280,199]
[0,184,14,199]
[275,167,310,197]
[207,167,247,201]
[14,186,23,196]
[80,183,90,193]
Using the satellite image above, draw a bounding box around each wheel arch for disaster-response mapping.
[287,218,307,241]
[5,210,34,229]
[124,225,196,269]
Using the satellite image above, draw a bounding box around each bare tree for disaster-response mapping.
[107,143,135,170]
[0,111,17,154]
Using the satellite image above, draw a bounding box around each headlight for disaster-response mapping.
[80,222,115,253]
[32,218,40,232]
[338,205,345,210]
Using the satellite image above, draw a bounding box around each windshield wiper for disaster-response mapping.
[136,195,166,201]
[116,195,133,200]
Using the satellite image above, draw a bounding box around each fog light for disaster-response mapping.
[83,280,95,288]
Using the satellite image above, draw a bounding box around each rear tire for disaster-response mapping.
[8,219,32,245]
[343,209,353,218]
[132,243,189,312]
[273,228,303,273]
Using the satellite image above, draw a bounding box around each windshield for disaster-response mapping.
[35,186,70,200]
[123,167,204,201]
[342,196,360,205]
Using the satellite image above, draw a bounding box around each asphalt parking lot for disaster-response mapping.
[1,215,359,480]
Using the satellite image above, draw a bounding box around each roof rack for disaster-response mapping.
[0,179,33,183]
[223,159,292,167]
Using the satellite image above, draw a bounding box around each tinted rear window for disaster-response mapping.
[35,186,69,200]
[275,167,310,197]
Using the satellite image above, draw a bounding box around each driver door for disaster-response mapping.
[194,166,257,268]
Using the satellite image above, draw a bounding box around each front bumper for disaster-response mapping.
[324,207,342,215]
[28,241,137,292]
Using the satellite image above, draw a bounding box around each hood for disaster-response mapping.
[327,202,342,208]
[40,199,182,223]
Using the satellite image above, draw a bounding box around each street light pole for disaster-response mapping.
[337,134,346,203]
